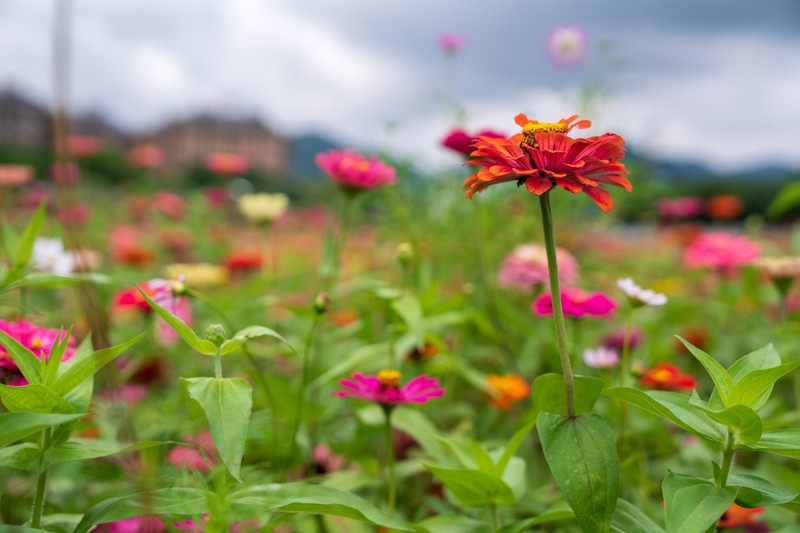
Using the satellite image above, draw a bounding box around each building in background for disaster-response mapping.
[0,89,51,150]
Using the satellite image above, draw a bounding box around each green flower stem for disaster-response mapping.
[383,405,396,516]
[31,427,52,528]
[538,191,576,418]
[324,193,356,293]
[717,429,735,488]
[214,346,223,380]
[281,313,322,483]
[617,307,635,452]
[488,503,500,533]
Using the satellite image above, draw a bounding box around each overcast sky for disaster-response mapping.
[2,0,799,173]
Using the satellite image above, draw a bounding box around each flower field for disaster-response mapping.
[3,112,800,533]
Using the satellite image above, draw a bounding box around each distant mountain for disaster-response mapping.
[288,134,341,179]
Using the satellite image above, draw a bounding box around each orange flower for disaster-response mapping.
[487,374,530,409]
[640,362,698,392]
[464,114,630,212]
[705,194,744,220]
[718,503,765,528]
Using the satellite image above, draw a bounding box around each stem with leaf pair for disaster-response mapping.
[538,191,576,417]
[705,429,736,533]
[31,427,52,528]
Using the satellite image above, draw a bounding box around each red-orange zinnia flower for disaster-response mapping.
[487,373,530,410]
[464,114,630,212]
[640,362,698,392]
[717,503,765,528]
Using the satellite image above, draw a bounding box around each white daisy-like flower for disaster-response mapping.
[31,237,75,276]
[583,347,619,368]
[616,277,668,306]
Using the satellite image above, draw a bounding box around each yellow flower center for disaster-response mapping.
[31,338,43,349]
[521,122,568,147]
[377,369,402,389]
[650,369,672,382]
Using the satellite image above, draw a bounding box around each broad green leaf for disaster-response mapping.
[663,472,737,533]
[736,429,800,458]
[537,412,619,533]
[138,288,217,355]
[603,387,727,446]
[499,502,575,533]
[727,360,800,409]
[689,394,762,445]
[1,219,19,259]
[14,200,46,267]
[677,337,732,406]
[219,325,297,356]
[71,488,211,533]
[392,292,425,350]
[182,377,252,482]
[0,411,83,447]
[392,406,447,461]
[611,498,666,533]
[43,440,171,469]
[0,383,75,414]
[766,181,800,219]
[709,344,781,410]
[424,464,517,507]
[414,514,487,533]
[52,374,94,447]
[726,473,799,507]
[0,442,41,470]
[470,439,495,472]
[499,455,527,502]
[531,373,605,417]
[52,330,150,397]
[437,436,477,469]
[0,329,43,384]
[229,482,412,531]
[494,420,537,476]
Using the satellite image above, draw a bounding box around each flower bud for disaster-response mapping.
[205,324,228,347]
[396,242,414,266]
[314,292,331,314]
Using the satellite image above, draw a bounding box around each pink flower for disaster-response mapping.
[334,370,444,405]
[204,186,229,208]
[545,25,588,67]
[168,430,218,473]
[436,33,468,54]
[582,347,619,368]
[532,288,617,318]
[68,135,102,157]
[153,191,187,220]
[601,328,642,351]
[58,204,90,226]
[0,164,33,187]
[0,320,75,385]
[127,145,165,169]
[49,161,80,184]
[316,149,396,192]
[205,152,250,176]
[498,243,578,292]
[655,196,704,220]
[92,516,166,533]
[684,232,761,273]
[97,384,148,407]
[441,128,506,157]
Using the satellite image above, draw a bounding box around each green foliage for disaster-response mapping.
[662,472,737,533]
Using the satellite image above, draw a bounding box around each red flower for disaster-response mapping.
[718,503,765,528]
[224,249,262,272]
[464,114,630,212]
[441,128,506,157]
[532,288,617,318]
[641,362,698,392]
[205,153,250,176]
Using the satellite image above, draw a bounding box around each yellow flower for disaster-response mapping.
[164,263,230,289]
[237,193,289,224]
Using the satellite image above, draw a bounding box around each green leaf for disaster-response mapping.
[0,411,84,447]
[611,498,666,533]
[0,383,76,414]
[14,200,47,267]
[51,330,150,397]
[603,387,727,446]
[498,502,575,533]
[230,482,412,531]
[391,406,447,461]
[43,328,72,386]
[494,420,537,476]
[709,344,781,410]
[531,373,605,417]
[0,442,42,470]
[414,514,487,533]
[51,374,94,447]
[470,439,495,472]
[1,219,19,259]
[391,292,425,350]
[182,377,252,482]
[677,337,732,406]
[726,473,799,507]
[71,488,211,533]
[537,412,619,533]
[662,472,737,533]
[138,287,217,355]
[727,360,800,409]
[219,325,297,356]
[0,329,43,384]
[766,180,800,219]
[43,440,171,469]
[689,394,762,445]
[736,428,800,458]
[424,464,518,507]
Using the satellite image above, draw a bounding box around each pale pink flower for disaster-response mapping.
[127,145,165,169]
[684,232,761,273]
[617,277,668,306]
[168,430,218,472]
[315,149,396,192]
[583,347,619,368]
[545,25,588,67]
[498,243,578,292]
[334,370,444,405]
[436,33,468,54]
[532,288,617,318]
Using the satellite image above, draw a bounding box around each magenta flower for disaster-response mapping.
[498,243,578,292]
[334,370,444,405]
[684,232,761,274]
[315,149,396,192]
[441,128,506,157]
[655,196,704,220]
[532,288,617,318]
[436,33,468,54]
[545,24,588,67]
[0,319,75,386]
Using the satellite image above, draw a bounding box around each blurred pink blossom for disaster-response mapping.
[153,191,187,220]
[532,288,617,318]
[440,128,506,157]
[684,232,761,273]
[655,196,704,220]
[498,243,578,292]
[68,135,102,157]
[315,149,396,192]
[436,33,468,54]
[49,161,80,185]
[205,152,249,176]
[168,430,218,472]
[583,347,619,368]
[545,24,588,67]
[0,319,75,386]
[127,145,165,169]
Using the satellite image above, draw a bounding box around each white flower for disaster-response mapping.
[583,347,619,368]
[31,237,75,276]
[616,277,668,306]
[238,193,289,224]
